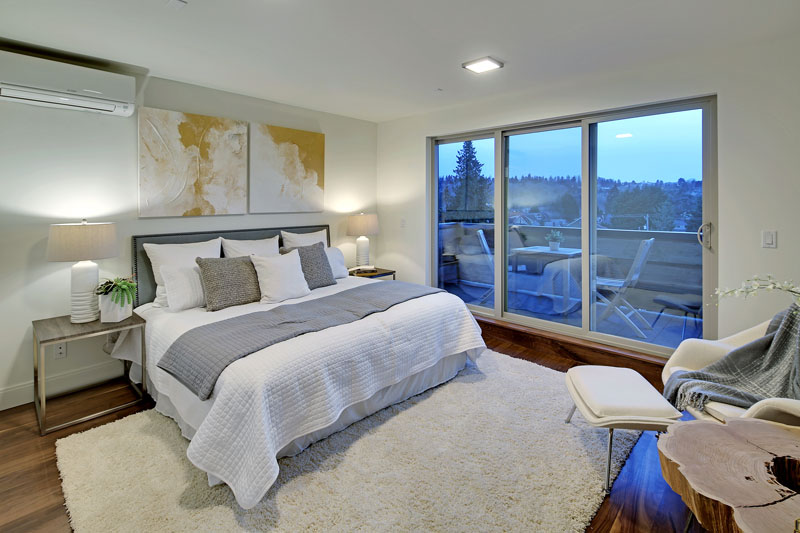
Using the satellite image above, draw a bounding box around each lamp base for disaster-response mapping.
[356,236,370,266]
[71,260,99,323]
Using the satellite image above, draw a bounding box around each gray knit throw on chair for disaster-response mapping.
[663,304,800,412]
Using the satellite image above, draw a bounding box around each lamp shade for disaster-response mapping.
[47,220,118,262]
[347,213,379,236]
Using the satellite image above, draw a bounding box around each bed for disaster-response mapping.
[112,225,486,509]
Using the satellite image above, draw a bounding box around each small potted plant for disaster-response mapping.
[545,229,565,251]
[95,276,137,323]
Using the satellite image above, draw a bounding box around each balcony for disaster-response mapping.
[438,223,702,349]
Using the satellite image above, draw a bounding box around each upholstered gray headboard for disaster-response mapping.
[131,225,330,307]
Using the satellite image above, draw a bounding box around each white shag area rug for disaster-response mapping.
[56,350,639,532]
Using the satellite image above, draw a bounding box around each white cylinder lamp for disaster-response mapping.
[346,213,379,267]
[47,220,118,323]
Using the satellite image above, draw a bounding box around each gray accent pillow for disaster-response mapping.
[287,242,336,290]
[195,256,261,312]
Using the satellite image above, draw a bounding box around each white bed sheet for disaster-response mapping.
[115,276,486,509]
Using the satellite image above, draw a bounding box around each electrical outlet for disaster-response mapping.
[54,343,67,359]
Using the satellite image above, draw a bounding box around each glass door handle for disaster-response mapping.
[697,222,713,249]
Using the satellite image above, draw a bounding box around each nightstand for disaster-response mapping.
[350,268,396,280]
[31,313,147,436]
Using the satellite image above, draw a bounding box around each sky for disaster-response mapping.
[438,109,703,183]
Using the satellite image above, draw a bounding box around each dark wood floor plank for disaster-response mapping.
[0,330,698,532]
[0,378,153,533]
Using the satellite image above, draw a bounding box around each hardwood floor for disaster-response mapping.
[0,379,153,533]
[0,337,702,532]
[476,316,667,390]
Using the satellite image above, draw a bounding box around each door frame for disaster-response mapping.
[429,95,718,357]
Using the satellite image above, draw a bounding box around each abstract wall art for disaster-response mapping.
[249,123,325,213]
[138,107,248,217]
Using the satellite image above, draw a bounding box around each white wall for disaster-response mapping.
[0,76,377,410]
[375,33,800,338]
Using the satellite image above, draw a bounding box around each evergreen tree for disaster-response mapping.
[451,141,492,211]
[558,192,580,221]
[439,175,458,214]
[606,184,669,229]
[651,198,676,231]
[684,194,703,231]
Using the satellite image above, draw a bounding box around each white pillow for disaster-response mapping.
[154,285,168,308]
[281,229,327,249]
[222,236,279,258]
[143,238,221,306]
[160,265,205,312]
[325,247,348,279]
[251,250,311,303]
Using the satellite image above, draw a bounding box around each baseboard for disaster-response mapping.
[0,359,124,412]
[476,315,666,390]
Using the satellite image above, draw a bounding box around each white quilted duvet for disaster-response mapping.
[126,277,485,509]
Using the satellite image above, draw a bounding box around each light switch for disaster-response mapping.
[761,230,777,248]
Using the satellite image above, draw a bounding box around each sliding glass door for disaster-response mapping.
[505,125,582,327]
[435,137,495,309]
[432,98,715,355]
[589,109,705,347]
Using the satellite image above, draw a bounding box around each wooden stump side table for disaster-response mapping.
[658,418,800,533]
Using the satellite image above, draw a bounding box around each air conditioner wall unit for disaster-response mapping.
[0,50,135,117]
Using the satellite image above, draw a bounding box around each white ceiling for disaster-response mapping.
[1,0,798,122]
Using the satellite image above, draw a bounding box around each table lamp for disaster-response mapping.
[347,213,379,266]
[47,219,118,323]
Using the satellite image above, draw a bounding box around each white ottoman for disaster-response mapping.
[565,365,682,491]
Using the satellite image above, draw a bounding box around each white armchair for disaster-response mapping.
[662,320,800,425]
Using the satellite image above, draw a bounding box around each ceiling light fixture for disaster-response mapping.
[462,56,503,74]
[615,133,633,139]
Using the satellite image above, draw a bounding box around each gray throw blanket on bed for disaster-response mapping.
[157,281,443,400]
[663,304,800,412]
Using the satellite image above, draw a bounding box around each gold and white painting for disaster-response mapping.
[138,107,248,217]
[249,123,324,213]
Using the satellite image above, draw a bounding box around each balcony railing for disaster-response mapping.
[438,222,703,348]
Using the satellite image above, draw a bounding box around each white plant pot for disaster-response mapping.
[99,294,132,323]
[549,242,561,251]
